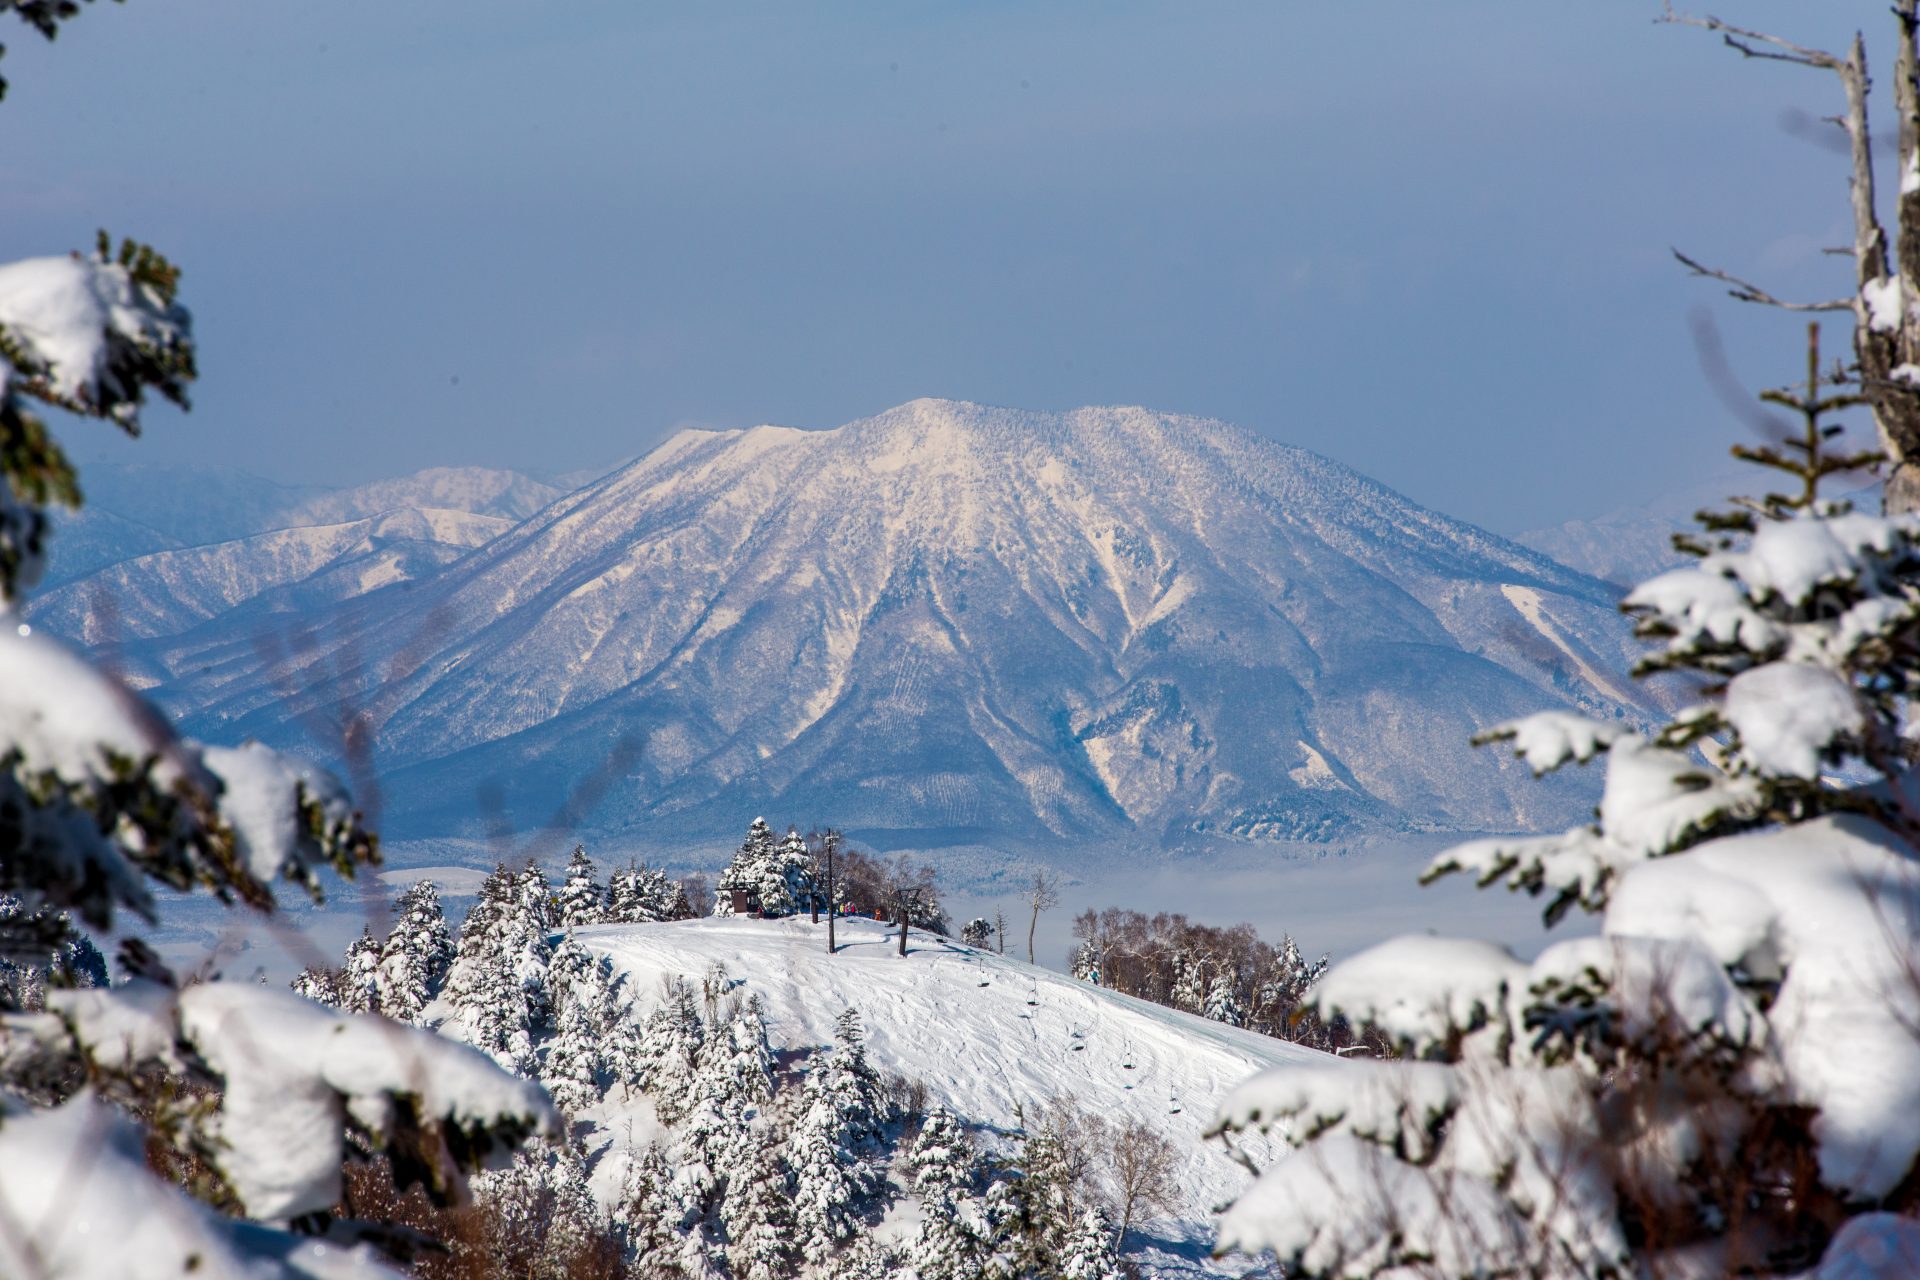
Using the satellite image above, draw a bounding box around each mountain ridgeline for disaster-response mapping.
[37,401,1652,845]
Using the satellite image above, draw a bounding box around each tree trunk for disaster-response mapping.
[826,840,836,955]
[1027,906,1038,964]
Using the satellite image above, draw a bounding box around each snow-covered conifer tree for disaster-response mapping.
[642,976,708,1122]
[1211,330,1920,1276]
[1069,937,1102,984]
[377,877,452,1026]
[909,1107,991,1280]
[474,1137,608,1277]
[683,995,778,1199]
[609,861,694,924]
[444,864,511,1006]
[992,1111,1081,1277]
[290,964,344,1008]
[558,844,605,927]
[447,863,555,1075]
[789,1008,887,1265]
[541,982,604,1119]
[0,896,106,1011]
[1202,971,1245,1027]
[836,1233,899,1280]
[722,1123,795,1280]
[1169,952,1207,1016]
[714,816,779,915]
[960,917,994,949]
[613,1143,685,1270]
[339,927,383,1015]
[1058,1206,1125,1280]
[772,826,819,917]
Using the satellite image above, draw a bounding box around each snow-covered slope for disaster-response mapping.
[576,915,1309,1262]
[80,400,1653,842]
[278,466,565,527]
[35,464,563,591]
[29,506,510,646]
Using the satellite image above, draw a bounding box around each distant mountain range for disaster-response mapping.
[31,401,1660,846]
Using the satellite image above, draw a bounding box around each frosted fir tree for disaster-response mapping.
[1169,952,1207,1016]
[515,860,558,931]
[446,863,556,1076]
[683,995,779,1197]
[602,987,652,1101]
[613,1143,685,1268]
[789,1008,888,1266]
[642,976,709,1123]
[339,927,384,1015]
[474,1138,608,1277]
[541,982,605,1119]
[1210,329,1920,1277]
[714,816,781,915]
[1069,936,1102,984]
[991,1111,1082,1278]
[1058,1207,1126,1280]
[961,917,994,949]
[608,860,694,923]
[0,896,106,1011]
[1202,970,1245,1027]
[558,844,605,927]
[545,1138,607,1267]
[773,826,821,917]
[706,993,778,1111]
[444,863,511,1004]
[722,1123,796,1280]
[909,1107,993,1280]
[836,1233,900,1280]
[377,877,453,1026]
[289,963,344,1008]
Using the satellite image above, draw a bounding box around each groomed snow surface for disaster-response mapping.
[569,914,1318,1275]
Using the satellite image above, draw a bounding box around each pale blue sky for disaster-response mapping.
[2,2,1880,531]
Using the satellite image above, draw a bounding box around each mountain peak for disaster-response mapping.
[121,400,1646,846]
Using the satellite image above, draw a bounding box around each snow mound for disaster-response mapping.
[577,915,1323,1253]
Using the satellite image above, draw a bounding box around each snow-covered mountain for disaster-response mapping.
[104,399,1651,843]
[277,466,565,527]
[36,463,564,589]
[30,506,512,649]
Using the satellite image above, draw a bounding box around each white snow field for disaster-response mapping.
[575,914,1321,1272]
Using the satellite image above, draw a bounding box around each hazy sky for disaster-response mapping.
[3,2,1884,532]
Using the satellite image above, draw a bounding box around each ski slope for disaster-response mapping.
[577,914,1323,1264]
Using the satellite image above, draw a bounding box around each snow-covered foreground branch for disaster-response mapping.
[1211,345,1920,1277]
[0,222,564,1275]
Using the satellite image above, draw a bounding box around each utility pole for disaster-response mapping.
[809,830,821,925]
[824,829,837,955]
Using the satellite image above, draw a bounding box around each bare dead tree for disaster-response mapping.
[1109,1119,1179,1250]
[1026,870,1059,964]
[883,854,938,957]
[1664,2,1920,512]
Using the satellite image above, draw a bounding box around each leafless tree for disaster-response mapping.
[883,855,939,957]
[1664,2,1920,511]
[679,872,712,919]
[1026,870,1059,964]
[1109,1120,1180,1250]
